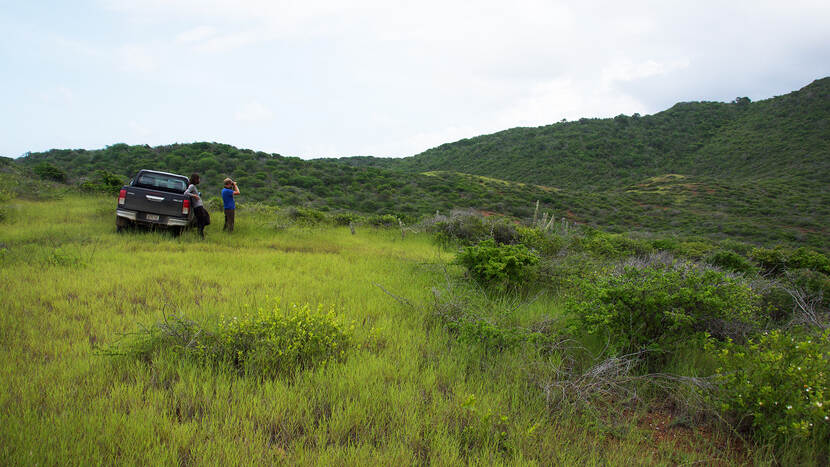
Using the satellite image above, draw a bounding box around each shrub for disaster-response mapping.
[105,303,353,379]
[286,206,327,225]
[490,221,519,245]
[456,240,539,291]
[517,226,563,257]
[706,250,756,275]
[432,214,489,245]
[710,329,829,457]
[571,264,758,357]
[33,162,67,182]
[750,247,789,275]
[79,170,125,194]
[212,304,352,377]
[366,214,398,227]
[788,248,830,275]
[331,212,359,226]
[579,231,652,259]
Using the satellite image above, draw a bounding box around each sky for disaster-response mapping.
[2,0,829,159]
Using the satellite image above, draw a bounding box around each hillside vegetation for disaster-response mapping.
[11,78,829,252]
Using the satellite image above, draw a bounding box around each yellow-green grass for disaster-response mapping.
[1,195,743,464]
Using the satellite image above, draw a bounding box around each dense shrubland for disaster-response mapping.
[431,209,830,462]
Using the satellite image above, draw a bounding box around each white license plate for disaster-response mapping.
[146,214,159,221]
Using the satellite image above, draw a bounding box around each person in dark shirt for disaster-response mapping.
[185,173,210,238]
[221,178,240,232]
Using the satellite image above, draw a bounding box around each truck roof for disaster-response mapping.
[136,169,189,180]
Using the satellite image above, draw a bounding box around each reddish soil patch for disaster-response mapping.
[637,409,747,465]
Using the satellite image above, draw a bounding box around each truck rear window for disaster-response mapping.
[134,173,188,193]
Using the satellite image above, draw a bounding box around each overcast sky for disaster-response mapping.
[2,0,829,159]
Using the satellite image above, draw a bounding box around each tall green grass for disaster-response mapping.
[1,195,747,464]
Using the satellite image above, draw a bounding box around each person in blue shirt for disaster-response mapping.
[221,178,240,232]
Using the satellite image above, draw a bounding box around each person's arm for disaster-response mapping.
[232,182,240,195]
[185,184,201,200]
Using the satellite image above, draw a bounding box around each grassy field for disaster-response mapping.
[0,195,759,465]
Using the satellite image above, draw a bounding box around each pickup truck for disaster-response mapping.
[116,169,194,234]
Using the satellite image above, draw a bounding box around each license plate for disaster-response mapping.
[146,214,159,221]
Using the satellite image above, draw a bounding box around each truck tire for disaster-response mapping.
[116,216,132,233]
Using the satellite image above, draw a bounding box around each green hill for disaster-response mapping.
[343,77,829,189]
[12,78,829,251]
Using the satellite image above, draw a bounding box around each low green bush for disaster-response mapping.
[431,214,489,245]
[789,248,830,275]
[79,170,124,194]
[571,264,758,358]
[366,214,398,227]
[705,249,756,275]
[331,212,359,226]
[456,240,539,291]
[33,162,67,182]
[490,221,519,245]
[517,226,563,257]
[212,304,352,377]
[710,329,829,458]
[750,247,789,275]
[286,207,328,225]
[579,231,652,259]
[105,303,353,379]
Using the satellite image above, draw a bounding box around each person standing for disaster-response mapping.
[185,173,210,238]
[221,178,240,232]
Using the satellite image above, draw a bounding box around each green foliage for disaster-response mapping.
[108,303,353,379]
[750,247,790,275]
[211,304,352,378]
[710,329,830,457]
[789,247,830,275]
[751,246,830,276]
[33,162,67,182]
[331,212,359,226]
[365,214,398,227]
[571,264,758,356]
[431,214,489,246]
[456,240,539,291]
[79,170,125,194]
[286,206,327,225]
[490,221,520,245]
[517,226,563,256]
[705,249,756,274]
[579,230,653,259]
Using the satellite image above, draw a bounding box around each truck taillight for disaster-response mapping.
[182,198,190,215]
[118,189,126,206]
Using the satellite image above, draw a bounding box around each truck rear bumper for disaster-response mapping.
[117,209,189,227]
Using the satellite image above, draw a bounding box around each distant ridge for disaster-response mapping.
[12,78,830,250]
[341,77,830,190]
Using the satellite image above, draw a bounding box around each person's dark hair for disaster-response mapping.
[189,173,200,185]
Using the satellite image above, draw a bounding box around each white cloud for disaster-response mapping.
[234,101,274,122]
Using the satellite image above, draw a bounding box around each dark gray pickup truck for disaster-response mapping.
[116,170,194,234]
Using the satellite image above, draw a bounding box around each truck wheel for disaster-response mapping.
[116,217,131,233]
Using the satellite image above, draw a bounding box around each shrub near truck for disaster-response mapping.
[116,170,194,234]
